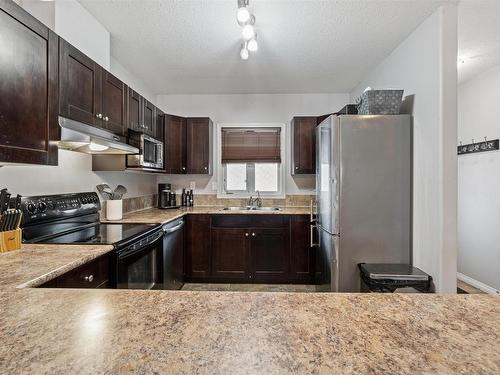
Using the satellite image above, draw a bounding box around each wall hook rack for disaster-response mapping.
[457,138,499,155]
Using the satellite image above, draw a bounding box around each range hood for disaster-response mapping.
[58,116,139,154]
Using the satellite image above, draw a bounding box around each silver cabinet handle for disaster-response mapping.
[96,113,102,119]
[84,275,94,282]
[204,166,208,170]
[245,233,249,237]
[251,232,256,237]
[104,116,109,122]
[295,166,299,170]
[310,225,319,247]
[182,167,186,171]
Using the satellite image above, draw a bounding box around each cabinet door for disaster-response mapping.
[0,1,58,165]
[250,227,289,282]
[291,117,317,174]
[143,99,155,136]
[211,228,250,280]
[185,215,211,280]
[186,117,212,175]
[155,107,164,141]
[290,215,315,282]
[127,88,143,132]
[59,38,102,128]
[164,115,186,174]
[101,71,126,136]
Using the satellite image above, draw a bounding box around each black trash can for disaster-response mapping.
[358,263,433,293]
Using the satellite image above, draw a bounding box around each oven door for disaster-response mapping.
[142,136,163,169]
[116,232,164,289]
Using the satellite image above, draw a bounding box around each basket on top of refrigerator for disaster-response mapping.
[356,88,404,115]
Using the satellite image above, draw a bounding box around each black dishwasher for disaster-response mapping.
[162,218,185,290]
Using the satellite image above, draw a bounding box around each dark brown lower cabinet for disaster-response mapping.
[290,215,315,283]
[39,253,111,288]
[185,215,211,280]
[185,214,312,284]
[211,227,250,280]
[251,228,289,282]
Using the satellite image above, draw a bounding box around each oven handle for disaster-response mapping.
[117,230,164,260]
[163,221,184,234]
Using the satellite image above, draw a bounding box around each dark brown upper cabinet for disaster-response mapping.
[127,87,143,133]
[143,99,156,137]
[164,115,213,175]
[0,0,59,165]
[101,71,127,136]
[186,117,213,175]
[156,107,165,142]
[164,114,187,174]
[59,38,102,129]
[291,116,317,175]
[60,38,128,136]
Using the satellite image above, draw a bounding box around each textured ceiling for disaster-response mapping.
[79,0,450,94]
[458,0,500,83]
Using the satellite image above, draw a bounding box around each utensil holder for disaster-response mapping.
[106,200,123,221]
[0,229,22,253]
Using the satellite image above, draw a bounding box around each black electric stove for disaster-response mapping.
[21,192,160,247]
[21,192,167,290]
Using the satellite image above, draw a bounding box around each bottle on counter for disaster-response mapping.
[189,189,194,207]
[170,192,177,207]
[181,188,187,207]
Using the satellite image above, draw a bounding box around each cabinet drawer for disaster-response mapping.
[211,214,288,228]
[41,254,110,289]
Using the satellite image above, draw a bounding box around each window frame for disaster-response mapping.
[217,123,286,199]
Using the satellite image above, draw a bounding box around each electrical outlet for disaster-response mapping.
[190,181,196,190]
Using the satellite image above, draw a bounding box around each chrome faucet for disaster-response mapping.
[255,190,262,207]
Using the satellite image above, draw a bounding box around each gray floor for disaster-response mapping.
[181,283,318,292]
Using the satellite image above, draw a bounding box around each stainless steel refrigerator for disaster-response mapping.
[314,115,412,292]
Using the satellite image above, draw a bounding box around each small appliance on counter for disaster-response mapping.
[0,189,22,253]
[158,183,179,209]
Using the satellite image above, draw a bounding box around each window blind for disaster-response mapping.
[221,127,281,163]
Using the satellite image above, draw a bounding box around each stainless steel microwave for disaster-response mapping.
[127,131,164,170]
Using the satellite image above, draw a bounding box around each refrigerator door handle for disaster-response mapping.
[310,224,319,247]
[310,199,317,223]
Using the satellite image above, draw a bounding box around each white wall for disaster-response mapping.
[6,0,158,198]
[350,6,458,293]
[458,64,500,292]
[110,57,156,105]
[54,0,110,69]
[155,93,350,195]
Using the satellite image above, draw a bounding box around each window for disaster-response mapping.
[218,124,284,198]
[224,163,280,194]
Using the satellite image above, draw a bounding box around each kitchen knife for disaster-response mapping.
[14,194,22,210]
[0,189,8,214]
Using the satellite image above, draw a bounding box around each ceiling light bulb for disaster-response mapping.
[242,24,255,40]
[247,37,258,52]
[240,45,249,60]
[237,7,251,24]
[89,142,109,152]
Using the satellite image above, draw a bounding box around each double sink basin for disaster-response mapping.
[222,206,281,211]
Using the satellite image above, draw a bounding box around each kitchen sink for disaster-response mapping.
[221,206,281,211]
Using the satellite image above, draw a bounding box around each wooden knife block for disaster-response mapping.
[0,229,22,253]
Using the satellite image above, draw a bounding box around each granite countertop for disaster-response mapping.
[0,289,498,374]
[0,214,499,373]
[108,206,310,224]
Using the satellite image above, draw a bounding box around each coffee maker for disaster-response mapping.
[158,183,177,208]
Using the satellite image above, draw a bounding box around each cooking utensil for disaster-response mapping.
[113,185,127,200]
[14,194,22,210]
[96,184,114,200]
